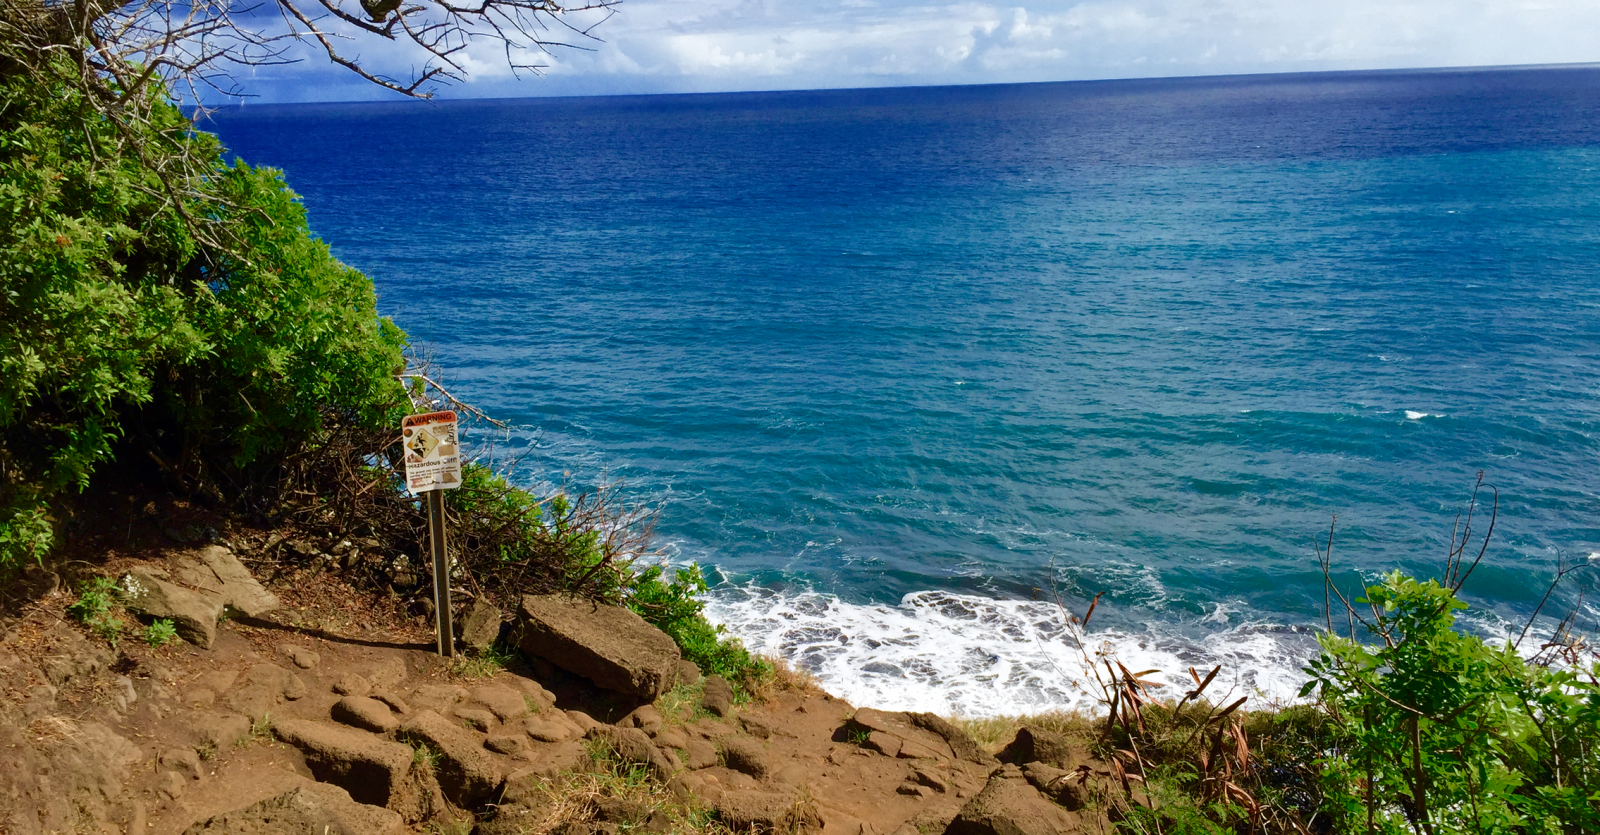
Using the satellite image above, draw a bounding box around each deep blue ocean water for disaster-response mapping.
[207,67,1600,714]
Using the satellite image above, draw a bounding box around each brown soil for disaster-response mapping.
[0,517,1125,835]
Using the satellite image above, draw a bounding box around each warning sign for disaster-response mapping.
[401,411,461,494]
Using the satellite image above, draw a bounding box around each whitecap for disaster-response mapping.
[703,586,1315,717]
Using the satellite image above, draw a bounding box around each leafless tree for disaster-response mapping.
[1,0,617,105]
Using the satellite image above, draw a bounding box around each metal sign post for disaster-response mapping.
[402,410,463,658]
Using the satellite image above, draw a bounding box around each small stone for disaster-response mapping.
[279,644,321,670]
[455,708,497,733]
[333,673,371,697]
[915,768,950,793]
[332,696,400,733]
[626,705,664,735]
[372,691,411,714]
[683,738,718,770]
[485,734,529,757]
[522,714,581,743]
[159,770,187,799]
[655,727,689,750]
[863,732,902,758]
[565,710,600,734]
[701,675,735,718]
[160,748,203,781]
[469,684,531,722]
[897,738,944,760]
[456,598,502,653]
[718,737,771,780]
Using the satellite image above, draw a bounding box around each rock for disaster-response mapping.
[159,769,187,799]
[862,731,902,758]
[997,726,1079,769]
[914,768,950,793]
[180,780,404,835]
[1022,762,1091,811]
[39,622,113,689]
[456,597,502,653]
[374,692,411,715]
[278,644,320,669]
[273,719,415,807]
[772,764,811,786]
[897,737,944,760]
[455,708,497,732]
[485,734,530,757]
[121,569,224,648]
[908,712,999,767]
[718,737,771,780]
[516,594,681,701]
[332,696,400,733]
[587,725,676,781]
[701,675,735,717]
[714,789,817,833]
[675,659,702,687]
[178,545,280,618]
[477,803,543,835]
[410,684,467,714]
[334,673,371,697]
[523,714,582,743]
[566,710,600,734]
[193,669,240,693]
[945,767,1081,835]
[511,677,557,712]
[740,714,784,739]
[682,738,719,770]
[194,712,251,752]
[160,748,203,781]
[397,710,503,806]
[469,683,531,722]
[817,805,868,835]
[503,741,590,786]
[655,727,689,750]
[626,705,665,735]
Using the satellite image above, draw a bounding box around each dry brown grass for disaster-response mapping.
[496,751,734,835]
[748,656,824,703]
[948,710,1099,753]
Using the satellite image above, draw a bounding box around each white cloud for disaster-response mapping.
[220,0,1600,101]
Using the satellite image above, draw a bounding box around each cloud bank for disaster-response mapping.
[225,0,1600,101]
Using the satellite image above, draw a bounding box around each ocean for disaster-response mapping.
[206,66,1600,716]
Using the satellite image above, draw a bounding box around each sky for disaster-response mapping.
[225,0,1600,101]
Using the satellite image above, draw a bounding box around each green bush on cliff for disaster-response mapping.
[0,54,406,573]
[628,563,770,689]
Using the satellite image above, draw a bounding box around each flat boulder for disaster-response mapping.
[332,696,400,733]
[397,710,502,806]
[516,594,680,701]
[172,545,280,618]
[181,780,403,835]
[121,569,224,648]
[273,719,413,808]
[945,766,1081,835]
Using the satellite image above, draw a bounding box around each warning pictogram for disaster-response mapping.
[401,411,461,494]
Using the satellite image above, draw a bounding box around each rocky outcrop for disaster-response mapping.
[122,546,279,647]
[516,594,681,701]
[181,780,405,835]
[273,719,415,807]
[456,597,502,653]
[587,724,677,781]
[702,674,735,717]
[945,765,1083,835]
[996,726,1080,769]
[397,710,503,806]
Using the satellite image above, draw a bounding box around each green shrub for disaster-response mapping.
[627,563,770,689]
[1301,571,1600,833]
[66,575,123,644]
[0,55,406,565]
[143,618,178,648]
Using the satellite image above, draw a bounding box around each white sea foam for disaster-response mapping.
[1404,410,1440,420]
[703,586,1316,718]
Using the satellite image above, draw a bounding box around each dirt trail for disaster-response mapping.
[1,540,1127,835]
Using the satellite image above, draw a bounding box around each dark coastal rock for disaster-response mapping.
[516,594,681,702]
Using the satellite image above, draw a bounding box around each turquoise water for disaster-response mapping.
[208,67,1600,714]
